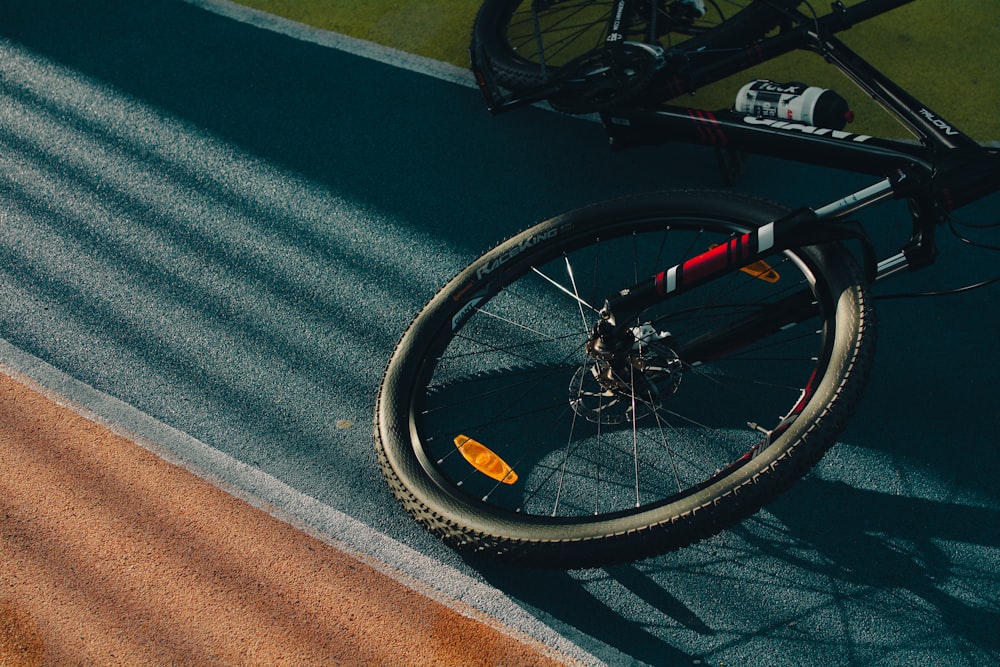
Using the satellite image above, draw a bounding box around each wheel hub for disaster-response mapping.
[570,324,683,424]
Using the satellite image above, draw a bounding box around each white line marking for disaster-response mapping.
[182,0,475,89]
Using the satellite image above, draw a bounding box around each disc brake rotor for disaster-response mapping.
[570,325,683,424]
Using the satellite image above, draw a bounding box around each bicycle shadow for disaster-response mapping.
[474,291,1000,666]
[752,479,999,647]
[471,182,1000,665]
[473,474,999,666]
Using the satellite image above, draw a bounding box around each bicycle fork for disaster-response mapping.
[590,175,907,364]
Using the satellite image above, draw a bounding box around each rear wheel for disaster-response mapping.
[375,191,875,568]
[471,0,794,103]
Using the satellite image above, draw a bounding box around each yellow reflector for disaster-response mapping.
[708,244,780,283]
[741,260,780,283]
[454,435,518,485]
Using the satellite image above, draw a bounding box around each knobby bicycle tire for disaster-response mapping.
[471,0,802,98]
[375,191,875,568]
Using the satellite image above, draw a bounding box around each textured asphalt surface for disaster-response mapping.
[1,1,998,665]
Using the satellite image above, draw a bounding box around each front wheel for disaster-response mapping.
[375,191,875,568]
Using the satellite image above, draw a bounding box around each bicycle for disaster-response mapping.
[374,0,1000,568]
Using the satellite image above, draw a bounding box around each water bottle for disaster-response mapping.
[735,80,853,130]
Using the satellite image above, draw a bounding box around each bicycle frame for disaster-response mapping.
[472,0,1000,335]
[599,6,1000,320]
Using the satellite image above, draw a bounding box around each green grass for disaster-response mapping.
[230,0,998,141]
[231,0,476,63]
